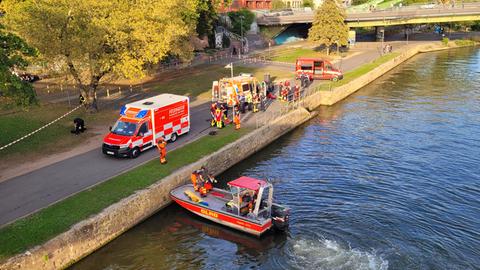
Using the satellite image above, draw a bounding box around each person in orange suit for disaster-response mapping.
[233,110,241,130]
[157,137,167,164]
[191,171,199,191]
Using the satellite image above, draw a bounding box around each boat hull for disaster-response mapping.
[171,194,272,237]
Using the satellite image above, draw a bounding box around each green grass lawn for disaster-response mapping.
[0,105,116,160]
[377,0,402,9]
[0,125,250,261]
[152,64,293,97]
[269,48,330,63]
[317,52,400,91]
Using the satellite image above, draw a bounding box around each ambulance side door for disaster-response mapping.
[138,122,153,149]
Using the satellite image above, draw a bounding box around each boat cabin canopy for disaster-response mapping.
[227,177,273,219]
[228,176,267,191]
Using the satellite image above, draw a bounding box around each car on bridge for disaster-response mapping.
[295,58,343,81]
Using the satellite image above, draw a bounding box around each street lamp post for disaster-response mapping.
[240,15,244,56]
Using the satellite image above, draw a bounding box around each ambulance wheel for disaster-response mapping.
[332,77,338,82]
[130,147,140,158]
[170,133,178,143]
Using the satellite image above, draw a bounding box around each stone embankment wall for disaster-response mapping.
[1,108,313,270]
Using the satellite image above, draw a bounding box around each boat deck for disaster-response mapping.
[171,184,269,224]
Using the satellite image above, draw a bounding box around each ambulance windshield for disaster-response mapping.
[111,121,137,136]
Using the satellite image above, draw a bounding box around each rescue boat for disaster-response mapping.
[170,176,290,236]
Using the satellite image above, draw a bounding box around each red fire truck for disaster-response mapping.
[102,94,190,158]
[295,58,343,81]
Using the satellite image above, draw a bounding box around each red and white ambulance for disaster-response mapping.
[295,58,343,81]
[102,94,190,158]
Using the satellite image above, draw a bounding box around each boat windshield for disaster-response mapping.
[111,120,137,136]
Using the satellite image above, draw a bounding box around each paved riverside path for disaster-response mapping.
[0,40,420,227]
[0,102,212,227]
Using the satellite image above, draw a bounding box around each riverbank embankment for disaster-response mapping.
[304,42,477,109]
[1,41,475,270]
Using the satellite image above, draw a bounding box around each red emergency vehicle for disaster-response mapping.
[102,94,190,158]
[295,58,343,81]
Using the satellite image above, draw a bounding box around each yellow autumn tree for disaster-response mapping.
[1,0,199,111]
[308,0,349,55]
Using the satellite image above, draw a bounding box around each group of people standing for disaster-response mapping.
[210,91,267,131]
[278,80,302,102]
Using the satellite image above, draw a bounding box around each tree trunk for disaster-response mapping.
[78,85,98,112]
[85,86,98,112]
[65,57,101,113]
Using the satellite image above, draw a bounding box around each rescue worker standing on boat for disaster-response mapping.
[191,170,200,191]
[157,137,167,164]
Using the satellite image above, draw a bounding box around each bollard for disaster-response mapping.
[46,85,50,94]
[130,85,133,92]
[95,92,97,99]
[118,86,121,95]
[107,88,110,97]
[60,84,63,92]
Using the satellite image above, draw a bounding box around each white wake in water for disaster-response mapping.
[289,238,388,270]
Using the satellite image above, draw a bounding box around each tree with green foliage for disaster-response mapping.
[303,0,315,8]
[308,0,349,55]
[1,0,200,112]
[0,24,38,108]
[227,9,255,37]
[272,0,287,10]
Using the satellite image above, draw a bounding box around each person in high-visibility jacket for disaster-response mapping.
[233,110,241,130]
[202,174,217,196]
[191,171,199,191]
[245,91,253,111]
[215,107,223,129]
[252,94,259,113]
[157,137,167,164]
[210,103,217,127]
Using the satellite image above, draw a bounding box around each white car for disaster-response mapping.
[421,3,436,9]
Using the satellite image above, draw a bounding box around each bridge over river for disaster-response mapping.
[257,3,480,27]
[258,3,480,42]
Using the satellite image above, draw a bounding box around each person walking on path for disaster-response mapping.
[157,137,167,164]
[234,110,241,130]
[210,103,217,127]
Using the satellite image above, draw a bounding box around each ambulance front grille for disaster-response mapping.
[103,143,120,150]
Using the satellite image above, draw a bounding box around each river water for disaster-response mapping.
[71,47,480,270]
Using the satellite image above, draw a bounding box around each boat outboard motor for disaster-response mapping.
[271,204,290,231]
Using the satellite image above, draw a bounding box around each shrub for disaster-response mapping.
[442,37,449,46]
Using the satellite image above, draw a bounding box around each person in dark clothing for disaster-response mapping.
[71,118,86,135]
[239,95,246,113]
[79,94,86,105]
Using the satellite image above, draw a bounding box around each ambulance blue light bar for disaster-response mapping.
[135,110,148,118]
[119,106,127,116]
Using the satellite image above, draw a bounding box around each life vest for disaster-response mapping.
[215,108,223,122]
